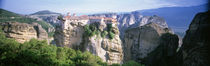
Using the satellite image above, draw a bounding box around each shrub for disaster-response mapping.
[84,24,100,37]
[95,30,101,36]
[0,31,106,66]
[106,24,115,39]
[84,23,115,39]
[57,15,64,21]
[0,30,145,66]
[84,25,92,37]
[101,31,108,38]
[107,24,112,31]
[108,31,115,39]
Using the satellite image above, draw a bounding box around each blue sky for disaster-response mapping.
[0,0,208,14]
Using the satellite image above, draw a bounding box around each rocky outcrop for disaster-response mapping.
[0,22,48,43]
[177,11,210,66]
[54,21,123,64]
[32,23,48,40]
[54,21,84,47]
[144,33,179,66]
[123,22,172,62]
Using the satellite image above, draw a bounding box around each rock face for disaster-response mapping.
[32,23,49,41]
[123,22,172,62]
[0,22,48,43]
[54,21,84,47]
[144,33,179,66]
[177,11,210,66]
[118,12,168,35]
[82,29,123,64]
[54,21,123,64]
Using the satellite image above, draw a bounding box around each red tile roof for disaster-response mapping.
[63,15,116,22]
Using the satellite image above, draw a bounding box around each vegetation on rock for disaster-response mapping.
[57,15,64,21]
[84,23,115,39]
[0,30,104,66]
[0,26,145,66]
[107,24,115,39]
[84,24,96,37]
[101,31,108,38]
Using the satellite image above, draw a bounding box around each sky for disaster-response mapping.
[0,0,208,14]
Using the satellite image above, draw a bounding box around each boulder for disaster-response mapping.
[123,22,172,62]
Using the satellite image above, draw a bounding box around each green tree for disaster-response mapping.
[108,31,115,39]
[0,31,107,66]
[101,31,108,38]
[107,24,115,39]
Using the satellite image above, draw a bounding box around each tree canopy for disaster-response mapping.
[0,26,144,66]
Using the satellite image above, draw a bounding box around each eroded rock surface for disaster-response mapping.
[54,21,123,64]
[0,22,48,43]
[144,33,179,66]
[123,22,172,62]
[177,11,210,66]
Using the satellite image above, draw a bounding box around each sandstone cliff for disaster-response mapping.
[177,11,210,66]
[54,21,123,64]
[0,22,48,43]
[123,22,172,62]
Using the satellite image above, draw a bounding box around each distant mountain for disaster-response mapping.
[0,9,53,32]
[31,10,60,15]
[137,4,208,32]
[29,10,61,26]
[0,9,21,17]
